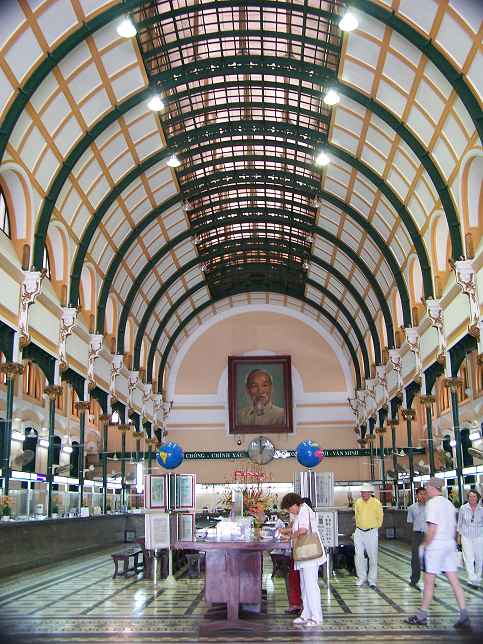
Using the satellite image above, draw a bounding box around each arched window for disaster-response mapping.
[22,428,38,474]
[52,436,62,466]
[70,441,80,478]
[43,245,51,279]
[0,189,10,238]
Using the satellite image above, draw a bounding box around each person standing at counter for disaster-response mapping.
[407,487,428,588]
[281,493,324,627]
[457,489,483,588]
[353,483,383,588]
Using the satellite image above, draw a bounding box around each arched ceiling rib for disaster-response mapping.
[151,289,364,391]
[0,0,481,395]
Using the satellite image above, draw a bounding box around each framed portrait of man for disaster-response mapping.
[228,355,293,434]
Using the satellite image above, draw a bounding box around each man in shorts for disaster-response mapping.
[405,477,470,629]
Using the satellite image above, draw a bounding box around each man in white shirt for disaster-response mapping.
[407,487,427,588]
[406,477,470,629]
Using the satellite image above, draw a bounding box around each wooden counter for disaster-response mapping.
[174,537,289,632]
[0,513,145,577]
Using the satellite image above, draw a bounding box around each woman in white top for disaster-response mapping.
[457,490,483,588]
[281,493,324,627]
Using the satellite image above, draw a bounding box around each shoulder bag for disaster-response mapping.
[292,513,326,562]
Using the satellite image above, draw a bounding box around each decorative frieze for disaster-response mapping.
[452,259,480,339]
[18,270,46,348]
[87,334,103,390]
[58,307,77,372]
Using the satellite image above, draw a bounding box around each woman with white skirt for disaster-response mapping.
[457,490,483,588]
[281,493,325,627]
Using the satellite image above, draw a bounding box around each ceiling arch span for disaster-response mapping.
[133,263,381,373]
[0,0,479,172]
[139,272,372,386]
[95,184,400,342]
[120,235,381,367]
[115,217,396,358]
[65,118,426,315]
[166,301,356,400]
[154,288,363,393]
[29,67,458,280]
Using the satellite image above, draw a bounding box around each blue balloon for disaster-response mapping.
[156,442,184,469]
[296,440,323,468]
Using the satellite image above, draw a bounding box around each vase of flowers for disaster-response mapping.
[1,496,12,521]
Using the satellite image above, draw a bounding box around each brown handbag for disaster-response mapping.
[292,514,326,562]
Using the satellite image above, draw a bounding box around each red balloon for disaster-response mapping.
[314,450,323,459]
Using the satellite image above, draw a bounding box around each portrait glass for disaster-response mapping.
[228,355,293,434]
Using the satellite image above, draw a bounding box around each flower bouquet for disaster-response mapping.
[1,496,13,520]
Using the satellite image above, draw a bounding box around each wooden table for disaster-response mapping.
[173,537,289,633]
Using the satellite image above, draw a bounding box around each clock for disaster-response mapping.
[247,435,275,465]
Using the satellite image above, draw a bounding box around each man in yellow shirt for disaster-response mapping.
[353,483,384,588]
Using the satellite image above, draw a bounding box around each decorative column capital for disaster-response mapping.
[443,377,463,392]
[99,414,111,423]
[117,423,131,433]
[401,408,416,421]
[0,362,24,379]
[375,425,387,434]
[44,384,63,400]
[419,394,435,407]
[132,430,144,440]
[74,400,90,412]
[387,418,399,427]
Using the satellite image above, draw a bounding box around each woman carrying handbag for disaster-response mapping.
[281,493,326,627]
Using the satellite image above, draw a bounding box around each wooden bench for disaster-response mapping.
[111,546,143,579]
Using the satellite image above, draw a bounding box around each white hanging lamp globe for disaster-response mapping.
[166,153,181,168]
[339,11,358,32]
[147,95,164,111]
[315,150,331,167]
[117,17,137,38]
[323,88,340,106]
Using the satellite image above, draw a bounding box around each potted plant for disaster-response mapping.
[1,496,12,521]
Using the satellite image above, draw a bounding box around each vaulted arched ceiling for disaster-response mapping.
[0,0,481,393]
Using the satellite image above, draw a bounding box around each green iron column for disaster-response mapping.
[446,377,464,505]
[401,407,416,504]
[118,424,129,509]
[100,413,110,513]
[0,362,23,495]
[44,384,63,517]
[75,400,90,509]
[388,418,399,506]
[420,395,436,475]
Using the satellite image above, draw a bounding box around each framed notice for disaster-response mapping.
[228,355,293,434]
[145,512,170,550]
[317,510,338,548]
[177,513,195,542]
[144,475,167,510]
[175,474,195,510]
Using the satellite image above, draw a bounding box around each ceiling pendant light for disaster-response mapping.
[323,88,340,106]
[339,10,359,32]
[315,150,331,167]
[147,94,165,112]
[166,153,181,168]
[117,17,137,38]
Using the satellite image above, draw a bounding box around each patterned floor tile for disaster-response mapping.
[0,543,481,643]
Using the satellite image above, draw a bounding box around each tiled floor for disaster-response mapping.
[0,542,481,643]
